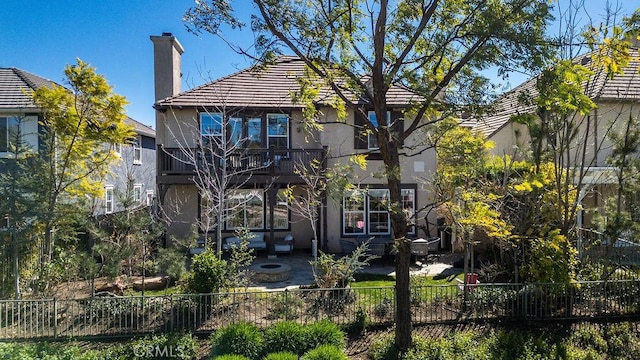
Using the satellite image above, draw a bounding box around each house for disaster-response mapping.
[462,43,640,231]
[151,33,436,253]
[0,67,156,216]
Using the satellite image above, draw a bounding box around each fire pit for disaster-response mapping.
[250,262,292,283]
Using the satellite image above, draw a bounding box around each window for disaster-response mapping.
[367,111,390,150]
[201,112,223,138]
[247,117,262,148]
[133,135,142,165]
[113,143,122,156]
[343,190,366,235]
[146,190,155,206]
[133,184,142,203]
[229,118,243,148]
[342,186,416,236]
[368,189,390,234]
[202,188,289,231]
[0,116,19,153]
[402,189,416,235]
[267,114,289,149]
[270,189,289,229]
[226,189,264,229]
[105,186,114,214]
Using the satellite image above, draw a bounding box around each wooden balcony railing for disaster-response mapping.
[158,145,326,177]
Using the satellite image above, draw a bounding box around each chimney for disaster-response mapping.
[150,33,184,101]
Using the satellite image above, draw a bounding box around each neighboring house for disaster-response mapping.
[0,67,156,216]
[462,43,640,229]
[98,117,156,215]
[151,33,436,253]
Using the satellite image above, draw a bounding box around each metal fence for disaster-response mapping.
[2,280,640,340]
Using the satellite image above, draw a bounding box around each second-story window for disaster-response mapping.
[133,135,142,165]
[0,116,19,153]
[105,186,114,214]
[367,111,390,150]
[267,114,289,149]
[201,113,223,139]
[133,184,142,203]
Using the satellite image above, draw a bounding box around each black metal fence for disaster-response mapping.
[2,280,640,340]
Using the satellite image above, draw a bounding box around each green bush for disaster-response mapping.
[368,333,399,360]
[344,306,368,335]
[305,320,346,350]
[264,352,299,360]
[210,322,264,360]
[300,345,348,360]
[0,342,103,360]
[184,249,229,293]
[212,355,250,360]
[264,321,308,355]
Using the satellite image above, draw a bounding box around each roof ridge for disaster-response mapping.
[158,56,302,103]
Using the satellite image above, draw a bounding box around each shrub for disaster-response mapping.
[304,320,346,350]
[264,352,299,360]
[184,249,229,293]
[368,333,398,360]
[301,345,348,360]
[210,322,264,360]
[264,321,307,355]
[212,355,250,360]
[267,292,304,320]
[344,306,368,335]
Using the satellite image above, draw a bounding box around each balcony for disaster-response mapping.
[157,145,326,184]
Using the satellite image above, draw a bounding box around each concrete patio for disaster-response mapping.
[247,250,463,291]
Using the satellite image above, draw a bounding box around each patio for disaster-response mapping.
[248,250,463,291]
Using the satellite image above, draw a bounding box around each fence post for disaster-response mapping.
[170,294,174,332]
[53,298,57,339]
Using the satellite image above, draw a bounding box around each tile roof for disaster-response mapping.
[463,47,640,137]
[0,67,154,137]
[155,56,420,110]
[0,67,60,110]
[125,117,156,138]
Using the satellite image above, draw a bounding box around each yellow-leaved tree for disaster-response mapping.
[32,59,134,291]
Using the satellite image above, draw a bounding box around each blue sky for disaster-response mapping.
[1,1,635,128]
[1,0,255,128]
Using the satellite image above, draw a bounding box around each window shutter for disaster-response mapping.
[391,111,404,146]
[354,110,368,149]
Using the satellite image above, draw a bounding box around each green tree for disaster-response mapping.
[0,116,43,299]
[185,0,553,350]
[31,59,134,290]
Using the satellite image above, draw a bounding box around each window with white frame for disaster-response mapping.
[267,114,289,149]
[113,143,122,156]
[402,188,416,235]
[0,116,19,153]
[203,188,289,231]
[367,111,390,150]
[368,189,390,234]
[270,189,289,229]
[201,112,223,138]
[133,184,142,203]
[105,186,114,214]
[342,186,416,236]
[146,190,155,206]
[132,136,142,165]
[343,190,366,235]
[226,189,265,229]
